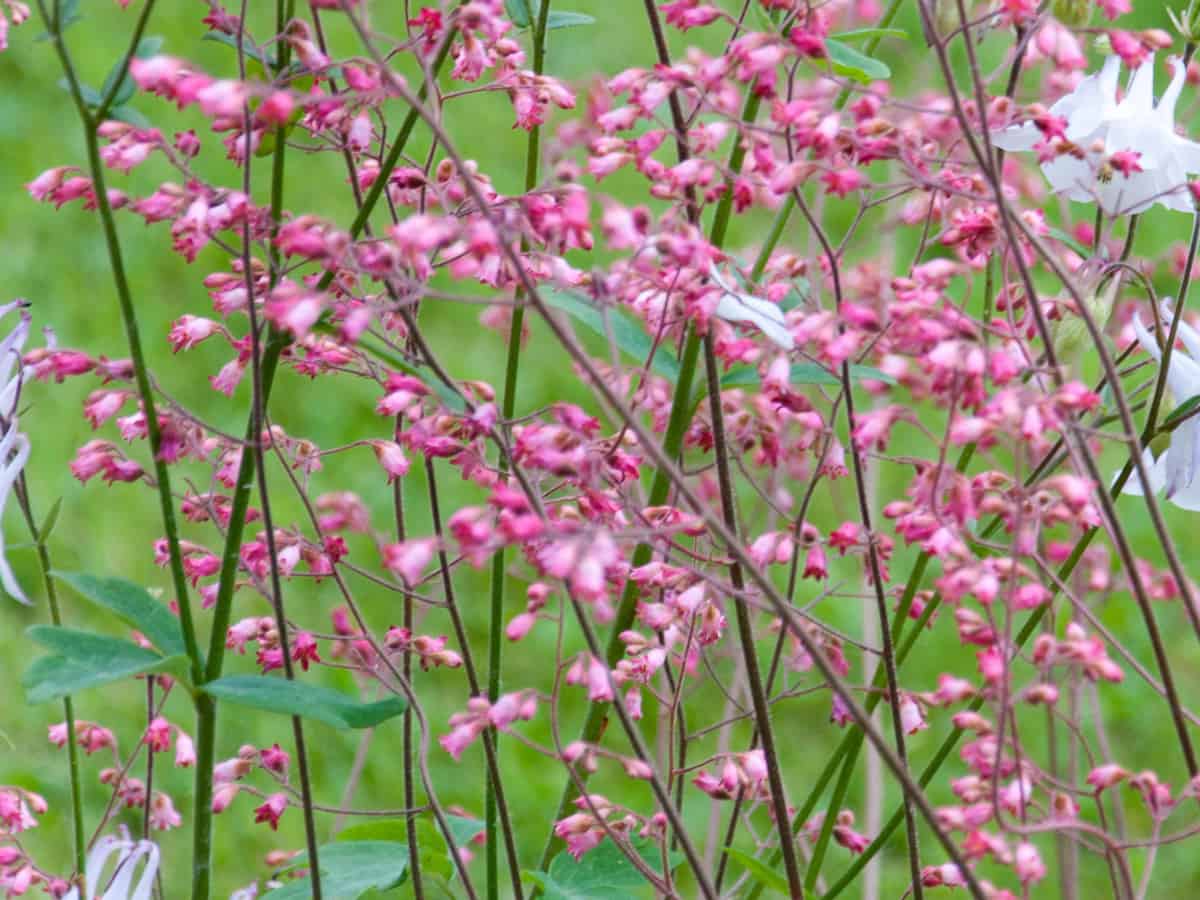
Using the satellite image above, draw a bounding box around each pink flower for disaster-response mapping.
[382,538,438,585]
[821,168,863,198]
[143,716,171,752]
[260,743,290,775]
[174,731,196,767]
[371,440,410,482]
[149,792,182,830]
[253,792,288,830]
[899,695,928,735]
[833,810,870,854]
[291,631,321,671]
[168,315,222,352]
[1087,764,1129,791]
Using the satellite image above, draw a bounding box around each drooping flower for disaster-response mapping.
[993,55,1200,215]
[1121,301,1200,509]
[63,835,159,900]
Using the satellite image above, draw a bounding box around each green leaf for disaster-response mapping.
[108,105,153,129]
[413,819,454,883]
[57,78,103,108]
[202,675,407,730]
[824,39,891,83]
[268,841,408,900]
[134,36,165,58]
[447,814,485,847]
[532,838,677,899]
[1044,226,1091,259]
[723,848,790,896]
[337,820,410,844]
[341,328,468,414]
[794,362,896,386]
[719,363,896,391]
[53,572,187,657]
[34,0,81,39]
[547,11,596,29]
[201,31,272,71]
[22,627,184,704]
[505,0,533,26]
[832,27,909,43]
[543,289,681,383]
[101,37,164,109]
[1164,393,1200,429]
[38,497,63,543]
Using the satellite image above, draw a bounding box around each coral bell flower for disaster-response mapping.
[1121,301,1200,509]
[993,55,1200,214]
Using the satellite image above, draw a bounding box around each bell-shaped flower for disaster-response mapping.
[709,266,795,350]
[993,55,1200,215]
[63,835,159,900]
[1122,300,1200,509]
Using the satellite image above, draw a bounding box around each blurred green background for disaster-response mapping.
[2,0,1199,896]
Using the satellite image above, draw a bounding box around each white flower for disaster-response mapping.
[1122,300,1200,510]
[63,836,159,900]
[0,300,30,605]
[993,55,1200,215]
[709,266,795,351]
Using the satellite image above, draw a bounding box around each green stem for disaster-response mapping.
[487,2,554,894]
[14,481,86,881]
[192,22,460,898]
[536,326,702,869]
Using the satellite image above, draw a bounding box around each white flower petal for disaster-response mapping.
[1121,54,1157,115]
[103,841,159,900]
[990,123,1041,152]
[1119,447,1167,498]
[1164,417,1200,496]
[714,291,795,350]
[1132,311,1163,363]
[1161,298,1200,361]
[1155,57,1187,123]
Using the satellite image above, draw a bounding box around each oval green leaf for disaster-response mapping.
[824,38,891,83]
[22,626,184,704]
[53,571,186,657]
[202,674,407,730]
[268,841,408,899]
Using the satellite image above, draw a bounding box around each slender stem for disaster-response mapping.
[562,590,719,900]
[700,331,805,897]
[393,458,425,900]
[37,0,200,681]
[790,191,923,897]
[192,21,461,897]
[14,480,86,881]
[425,457,525,899]
[94,0,156,121]
[1142,211,1200,435]
[232,3,323,888]
[487,2,554,892]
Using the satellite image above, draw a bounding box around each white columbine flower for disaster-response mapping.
[993,54,1200,215]
[0,300,30,605]
[709,266,795,351]
[1123,300,1200,509]
[63,836,159,900]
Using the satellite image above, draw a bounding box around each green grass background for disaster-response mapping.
[1,1,1199,896]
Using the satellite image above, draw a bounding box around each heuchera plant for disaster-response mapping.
[5,0,1200,896]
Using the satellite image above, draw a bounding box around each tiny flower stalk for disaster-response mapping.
[489,1,553,895]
